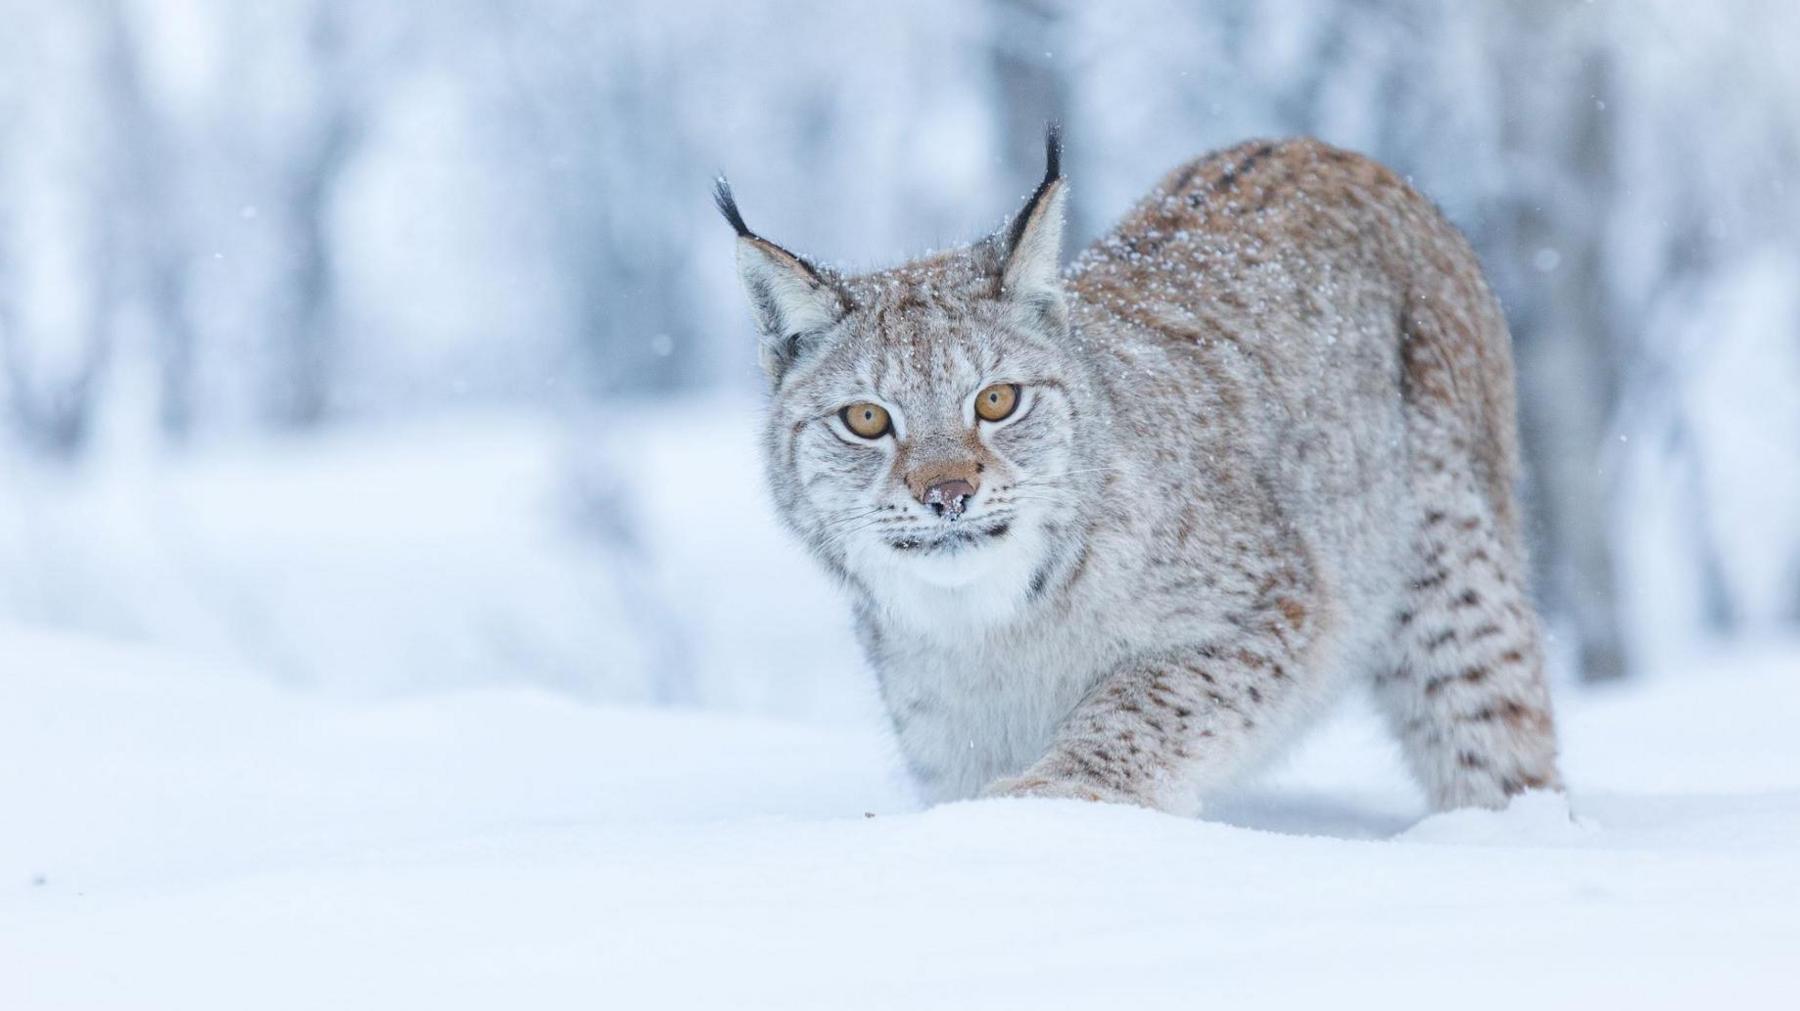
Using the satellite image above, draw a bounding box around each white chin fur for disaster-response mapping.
[848,520,1047,635]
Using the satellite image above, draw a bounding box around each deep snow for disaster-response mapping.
[5,620,1798,1009]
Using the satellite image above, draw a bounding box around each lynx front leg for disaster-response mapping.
[985,632,1308,814]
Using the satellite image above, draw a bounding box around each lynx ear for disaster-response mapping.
[999,124,1068,313]
[714,178,849,379]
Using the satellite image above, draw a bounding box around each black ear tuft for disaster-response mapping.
[713,176,753,238]
[1007,123,1064,253]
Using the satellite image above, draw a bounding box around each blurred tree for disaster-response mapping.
[1484,0,1627,682]
[988,0,1084,243]
[97,0,198,440]
[483,0,703,398]
[0,4,123,458]
[266,2,368,428]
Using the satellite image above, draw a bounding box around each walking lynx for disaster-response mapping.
[717,129,1560,814]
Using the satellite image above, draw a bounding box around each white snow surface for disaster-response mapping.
[5,621,1798,1009]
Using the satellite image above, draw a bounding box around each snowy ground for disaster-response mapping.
[5,622,1798,1009]
[0,403,874,718]
[3,409,1798,1008]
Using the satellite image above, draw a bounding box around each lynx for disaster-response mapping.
[717,129,1560,814]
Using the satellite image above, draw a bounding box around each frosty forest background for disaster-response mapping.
[7,2,1800,1006]
[4,0,1796,705]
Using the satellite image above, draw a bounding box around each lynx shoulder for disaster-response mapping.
[719,131,1560,815]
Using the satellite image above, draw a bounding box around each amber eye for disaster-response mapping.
[840,402,892,439]
[974,383,1021,422]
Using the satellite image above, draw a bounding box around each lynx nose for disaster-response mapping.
[921,478,977,520]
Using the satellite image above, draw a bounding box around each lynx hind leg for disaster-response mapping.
[1375,457,1562,811]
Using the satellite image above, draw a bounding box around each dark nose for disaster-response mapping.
[921,478,976,519]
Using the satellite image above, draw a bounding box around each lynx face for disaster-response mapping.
[766,271,1095,613]
[718,130,1104,623]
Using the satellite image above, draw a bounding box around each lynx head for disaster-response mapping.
[717,127,1107,629]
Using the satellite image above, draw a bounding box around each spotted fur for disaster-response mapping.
[721,134,1560,813]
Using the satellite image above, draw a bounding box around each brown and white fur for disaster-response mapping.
[717,130,1560,814]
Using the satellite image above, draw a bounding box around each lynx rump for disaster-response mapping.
[718,130,1560,814]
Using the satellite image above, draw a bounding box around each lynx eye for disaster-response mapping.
[974,383,1021,423]
[840,402,892,439]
